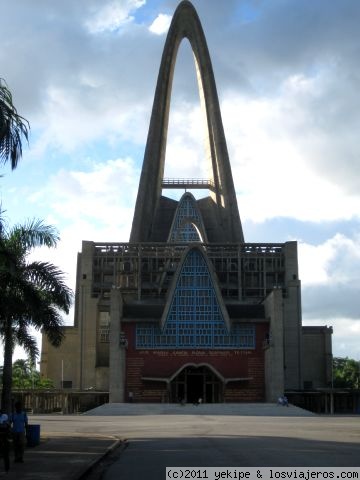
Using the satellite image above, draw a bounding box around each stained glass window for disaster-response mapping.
[169,193,203,242]
[136,249,255,349]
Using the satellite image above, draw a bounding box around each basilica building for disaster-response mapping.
[41,1,332,404]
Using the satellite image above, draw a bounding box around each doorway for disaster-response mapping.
[170,365,223,403]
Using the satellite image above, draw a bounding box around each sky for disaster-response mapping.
[1,0,360,364]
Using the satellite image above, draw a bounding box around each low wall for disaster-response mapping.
[7,390,109,414]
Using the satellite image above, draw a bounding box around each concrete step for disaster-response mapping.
[84,402,314,417]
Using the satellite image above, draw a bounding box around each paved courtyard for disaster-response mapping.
[33,405,360,478]
[3,406,358,479]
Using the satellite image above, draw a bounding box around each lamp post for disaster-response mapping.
[61,359,64,389]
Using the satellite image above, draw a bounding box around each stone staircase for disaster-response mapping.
[84,402,314,416]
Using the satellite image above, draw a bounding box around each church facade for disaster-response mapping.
[40,1,333,403]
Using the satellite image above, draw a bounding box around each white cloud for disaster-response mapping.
[299,233,360,361]
[149,13,172,35]
[85,0,146,34]
[31,86,150,154]
[299,233,360,286]
[25,157,140,333]
[298,241,334,285]
[222,88,360,223]
[164,103,208,180]
[35,157,139,227]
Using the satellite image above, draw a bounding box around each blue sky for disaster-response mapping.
[1,0,360,363]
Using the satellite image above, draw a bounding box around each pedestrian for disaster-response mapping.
[277,395,289,407]
[0,407,10,473]
[10,401,28,463]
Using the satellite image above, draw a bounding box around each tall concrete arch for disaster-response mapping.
[130,0,244,243]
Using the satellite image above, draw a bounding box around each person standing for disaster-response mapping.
[0,408,10,473]
[10,401,28,463]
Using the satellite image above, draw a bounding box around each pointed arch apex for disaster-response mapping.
[130,0,244,243]
[168,192,207,243]
[160,245,231,332]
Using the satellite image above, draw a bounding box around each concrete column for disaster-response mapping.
[330,392,334,415]
[283,241,302,390]
[264,289,285,402]
[325,327,333,385]
[109,287,126,403]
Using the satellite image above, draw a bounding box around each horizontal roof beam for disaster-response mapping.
[162,178,215,190]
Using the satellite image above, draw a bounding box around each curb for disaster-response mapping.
[76,437,126,480]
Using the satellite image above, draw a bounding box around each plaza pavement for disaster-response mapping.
[0,433,121,480]
[0,403,358,479]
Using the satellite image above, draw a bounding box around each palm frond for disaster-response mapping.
[0,204,7,236]
[25,261,73,313]
[0,78,30,170]
[0,271,44,318]
[35,304,65,347]
[13,324,38,363]
[9,219,60,250]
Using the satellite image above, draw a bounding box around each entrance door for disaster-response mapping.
[170,365,223,403]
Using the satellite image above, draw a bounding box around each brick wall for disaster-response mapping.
[123,323,267,402]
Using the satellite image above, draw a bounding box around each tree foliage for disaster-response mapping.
[0,359,54,389]
[0,216,73,412]
[0,78,29,170]
[333,357,360,389]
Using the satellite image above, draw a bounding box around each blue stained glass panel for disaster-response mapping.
[136,249,255,349]
[169,193,202,242]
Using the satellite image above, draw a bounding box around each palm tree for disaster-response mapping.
[12,359,32,389]
[1,358,54,390]
[0,217,73,412]
[0,78,29,170]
